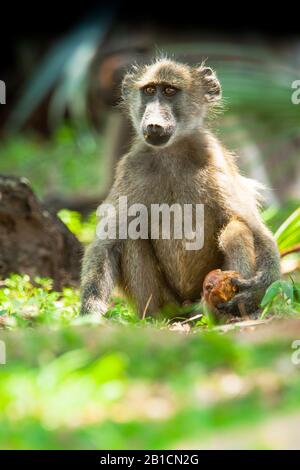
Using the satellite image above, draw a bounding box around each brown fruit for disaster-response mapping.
[203,269,241,310]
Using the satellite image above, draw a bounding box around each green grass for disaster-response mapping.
[0,126,106,198]
[1,320,300,449]
[1,269,300,332]
[0,128,300,448]
[0,274,207,330]
[0,203,299,449]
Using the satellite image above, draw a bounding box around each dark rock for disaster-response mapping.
[0,175,82,289]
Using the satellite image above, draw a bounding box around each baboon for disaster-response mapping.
[81,57,280,318]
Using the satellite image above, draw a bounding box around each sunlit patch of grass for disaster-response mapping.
[0,275,204,331]
[58,210,96,244]
[0,274,80,329]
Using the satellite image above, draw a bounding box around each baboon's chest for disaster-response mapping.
[151,205,224,300]
[152,185,224,299]
[129,161,225,299]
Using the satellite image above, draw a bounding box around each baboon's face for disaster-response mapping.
[139,83,179,146]
[122,59,221,148]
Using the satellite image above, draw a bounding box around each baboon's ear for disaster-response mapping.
[121,72,135,99]
[195,66,221,103]
[122,62,147,99]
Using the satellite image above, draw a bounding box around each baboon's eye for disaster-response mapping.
[143,85,156,96]
[164,86,177,97]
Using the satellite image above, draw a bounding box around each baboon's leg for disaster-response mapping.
[219,216,280,313]
[81,240,121,315]
[121,239,179,317]
[219,218,256,278]
[218,218,281,315]
[218,218,257,314]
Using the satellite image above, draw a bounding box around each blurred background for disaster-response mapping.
[1,1,300,214]
[1,0,300,450]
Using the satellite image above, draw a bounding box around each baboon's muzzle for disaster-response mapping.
[144,124,172,146]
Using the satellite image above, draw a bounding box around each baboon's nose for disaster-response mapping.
[144,124,172,146]
[147,124,163,134]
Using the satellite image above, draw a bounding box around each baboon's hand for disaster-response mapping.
[217,275,265,316]
[80,288,109,316]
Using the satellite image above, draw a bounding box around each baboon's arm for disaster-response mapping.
[219,218,256,278]
[80,240,121,315]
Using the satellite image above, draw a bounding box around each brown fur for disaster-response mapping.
[81,58,280,317]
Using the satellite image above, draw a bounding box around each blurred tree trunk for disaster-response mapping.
[0,175,82,289]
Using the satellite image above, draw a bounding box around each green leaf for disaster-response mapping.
[275,207,300,250]
[294,286,300,304]
[260,280,282,307]
[280,281,294,303]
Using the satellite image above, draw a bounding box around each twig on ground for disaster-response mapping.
[142,294,153,320]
